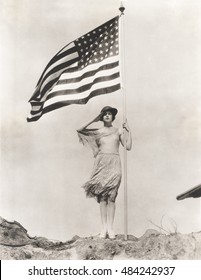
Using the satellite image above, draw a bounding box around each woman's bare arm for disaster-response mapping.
[119,120,132,151]
[77,113,103,132]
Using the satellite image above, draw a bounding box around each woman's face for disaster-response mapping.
[103,111,113,123]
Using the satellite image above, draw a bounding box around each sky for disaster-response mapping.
[0,0,201,242]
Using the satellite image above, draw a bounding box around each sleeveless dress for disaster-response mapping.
[77,128,122,203]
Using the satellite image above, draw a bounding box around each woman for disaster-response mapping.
[77,106,132,239]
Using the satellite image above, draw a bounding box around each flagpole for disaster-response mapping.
[119,2,128,241]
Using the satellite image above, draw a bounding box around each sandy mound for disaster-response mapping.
[0,216,200,260]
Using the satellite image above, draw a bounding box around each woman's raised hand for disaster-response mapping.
[92,112,103,122]
[77,112,103,131]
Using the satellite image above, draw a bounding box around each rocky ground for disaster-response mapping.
[0,216,201,260]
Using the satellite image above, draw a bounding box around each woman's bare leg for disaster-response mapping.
[99,201,107,237]
[107,201,116,238]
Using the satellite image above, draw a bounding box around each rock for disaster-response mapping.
[0,216,201,260]
[0,216,34,246]
[142,229,160,238]
[24,250,33,259]
[72,235,80,241]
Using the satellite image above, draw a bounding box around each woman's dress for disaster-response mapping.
[78,128,122,203]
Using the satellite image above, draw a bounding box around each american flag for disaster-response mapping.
[27,16,121,122]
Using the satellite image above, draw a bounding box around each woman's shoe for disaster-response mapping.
[99,230,107,238]
[107,229,115,239]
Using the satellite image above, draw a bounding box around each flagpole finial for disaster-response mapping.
[119,2,125,15]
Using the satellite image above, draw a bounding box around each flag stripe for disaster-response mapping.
[30,105,41,112]
[40,53,79,92]
[58,42,77,55]
[60,56,119,80]
[40,56,119,101]
[36,42,76,86]
[44,84,121,113]
[48,66,119,94]
[44,77,120,107]
[27,83,120,121]
[29,61,79,103]
[30,76,120,115]
[58,62,118,85]
[30,57,79,101]
[47,72,120,101]
[39,47,78,88]
[38,58,79,100]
